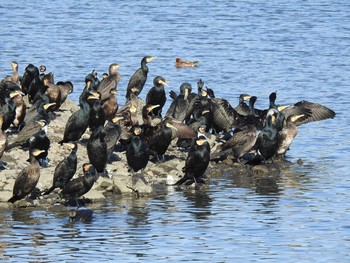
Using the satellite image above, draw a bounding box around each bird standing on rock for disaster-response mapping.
[174,135,210,186]
[60,163,97,207]
[87,125,108,177]
[43,142,78,195]
[8,148,45,203]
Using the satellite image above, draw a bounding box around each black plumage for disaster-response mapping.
[104,115,123,162]
[43,143,78,195]
[87,125,108,175]
[60,163,97,207]
[28,128,50,167]
[126,126,150,174]
[166,82,192,121]
[126,56,156,100]
[59,88,100,144]
[8,148,44,203]
[88,95,105,132]
[145,76,169,117]
[174,136,210,186]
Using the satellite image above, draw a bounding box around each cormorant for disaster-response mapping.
[102,88,118,121]
[88,93,105,132]
[27,66,43,104]
[145,76,169,117]
[87,125,108,176]
[276,114,305,159]
[211,124,257,163]
[166,82,192,121]
[43,142,78,195]
[104,115,123,162]
[8,148,45,203]
[28,127,50,167]
[97,63,121,101]
[249,109,280,164]
[0,61,19,84]
[20,64,37,95]
[59,87,100,144]
[10,89,26,131]
[234,94,251,116]
[85,70,100,91]
[126,126,150,175]
[126,56,156,100]
[142,117,177,162]
[174,135,210,186]
[6,119,48,150]
[0,90,17,131]
[60,163,97,207]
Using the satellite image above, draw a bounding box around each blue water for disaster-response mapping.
[1,0,350,262]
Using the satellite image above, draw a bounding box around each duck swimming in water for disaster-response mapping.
[175,57,199,68]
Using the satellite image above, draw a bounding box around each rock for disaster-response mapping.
[0,190,12,202]
[82,189,106,201]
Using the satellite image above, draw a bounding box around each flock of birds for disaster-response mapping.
[0,56,336,209]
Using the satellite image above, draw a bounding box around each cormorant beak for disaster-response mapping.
[86,80,91,88]
[201,110,210,115]
[196,138,206,146]
[43,102,56,110]
[199,126,206,133]
[271,115,276,123]
[87,91,100,100]
[147,56,156,62]
[9,90,21,99]
[83,163,93,172]
[35,120,47,127]
[201,89,208,97]
[130,104,137,113]
[243,95,251,101]
[134,127,142,136]
[184,88,189,100]
[148,104,160,111]
[159,79,169,87]
[110,89,118,95]
[66,143,76,150]
[131,87,139,93]
[112,116,124,123]
[31,148,46,156]
[166,122,177,130]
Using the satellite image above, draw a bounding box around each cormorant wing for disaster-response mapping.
[293,100,336,126]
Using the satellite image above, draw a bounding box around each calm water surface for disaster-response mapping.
[1,0,350,262]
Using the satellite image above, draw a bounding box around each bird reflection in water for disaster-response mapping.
[182,190,213,220]
[68,208,94,223]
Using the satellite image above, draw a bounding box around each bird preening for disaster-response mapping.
[0,58,336,209]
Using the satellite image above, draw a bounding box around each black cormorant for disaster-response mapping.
[145,76,169,117]
[102,88,118,121]
[166,82,192,121]
[59,87,100,144]
[8,148,45,203]
[60,163,97,207]
[43,142,78,195]
[174,135,210,186]
[28,127,50,167]
[126,56,156,100]
[126,126,150,175]
[87,125,108,176]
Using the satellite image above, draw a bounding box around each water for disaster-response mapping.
[1,0,350,262]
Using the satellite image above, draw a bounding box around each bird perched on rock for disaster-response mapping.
[60,163,97,207]
[126,126,150,175]
[174,135,210,186]
[43,142,78,195]
[87,125,108,177]
[8,148,45,203]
